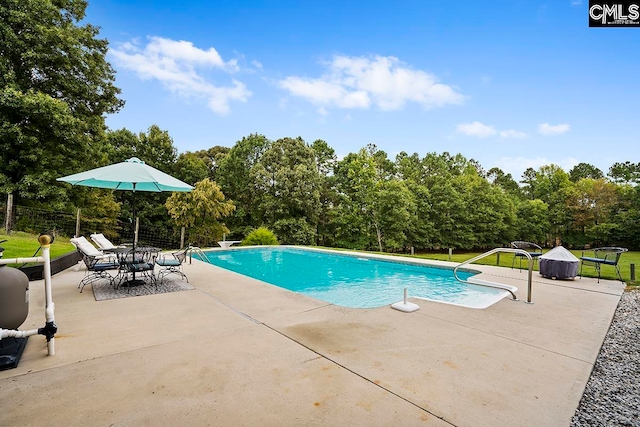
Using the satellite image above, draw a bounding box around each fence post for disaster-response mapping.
[411,246,414,255]
[448,248,453,261]
[75,208,81,238]
[180,227,185,249]
[496,252,500,266]
[631,264,636,282]
[5,192,13,233]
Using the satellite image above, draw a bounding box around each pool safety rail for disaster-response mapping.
[453,248,534,304]
[187,245,209,264]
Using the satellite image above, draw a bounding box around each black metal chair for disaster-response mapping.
[510,241,543,270]
[155,247,189,284]
[579,247,627,283]
[77,248,120,293]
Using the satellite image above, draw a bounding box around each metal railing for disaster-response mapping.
[187,245,209,264]
[453,247,534,304]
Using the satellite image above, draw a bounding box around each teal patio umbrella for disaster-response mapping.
[57,157,193,192]
[58,157,193,285]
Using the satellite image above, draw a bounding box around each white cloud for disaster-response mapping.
[110,37,251,115]
[494,156,579,178]
[538,123,570,136]
[278,55,464,112]
[456,122,529,139]
[456,121,497,138]
[251,60,263,70]
[499,129,529,139]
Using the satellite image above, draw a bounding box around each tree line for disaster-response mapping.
[1,0,638,251]
[175,134,640,251]
[21,126,640,252]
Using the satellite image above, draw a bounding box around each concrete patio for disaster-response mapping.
[0,250,625,426]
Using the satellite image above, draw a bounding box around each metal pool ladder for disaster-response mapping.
[187,245,209,264]
[453,248,534,304]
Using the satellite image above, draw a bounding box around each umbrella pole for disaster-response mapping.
[132,183,137,284]
[122,184,141,287]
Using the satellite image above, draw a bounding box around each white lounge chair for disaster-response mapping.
[70,236,115,262]
[90,233,124,251]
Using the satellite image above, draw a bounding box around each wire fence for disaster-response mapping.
[1,204,196,250]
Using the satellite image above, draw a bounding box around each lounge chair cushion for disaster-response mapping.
[156,258,181,267]
[580,256,617,266]
[93,261,120,271]
[90,233,118,250]
[70,236,102,257]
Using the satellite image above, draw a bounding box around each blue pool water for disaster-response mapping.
[199,247,509,308]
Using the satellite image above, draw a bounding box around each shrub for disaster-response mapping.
[242,227,279,246]
[272,218,316,245]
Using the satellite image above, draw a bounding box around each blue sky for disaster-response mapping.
[86,0,639,179]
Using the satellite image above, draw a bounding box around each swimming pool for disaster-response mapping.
[199,247,515,309]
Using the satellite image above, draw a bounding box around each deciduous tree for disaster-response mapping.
[165,178,235,246]
[0,0,122,205]
[251,137,321,244]
[104,125,181,227]
[217,133,270,232]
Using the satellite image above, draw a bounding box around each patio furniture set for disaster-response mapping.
[510,241,627,282]
[71,234,188,293]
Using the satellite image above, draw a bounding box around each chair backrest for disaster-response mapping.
[122,247,158,264]
[70,236,102,257]
[141,248,159,264]
[511,241,542,252]
[593,247,627,264]
[90,233,117,250]
[76,248,99,270]
[171,247,189,264]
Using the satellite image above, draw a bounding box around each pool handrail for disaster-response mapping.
[453,248,534,304]
[187,245,209,264]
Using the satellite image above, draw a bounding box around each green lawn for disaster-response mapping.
[0,231,76,265]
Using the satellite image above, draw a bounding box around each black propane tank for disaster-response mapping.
[0,246,30,330]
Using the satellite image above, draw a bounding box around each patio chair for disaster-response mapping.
[76,248,120,293]
[510,241,543,270]
[155,247,189,284]
[579,247,627,283]
[90,233,127,251]
[70,236,116,262]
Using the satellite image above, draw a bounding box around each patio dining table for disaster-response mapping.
[104,246,160,287]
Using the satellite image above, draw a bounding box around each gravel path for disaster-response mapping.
[571,289,640,427]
